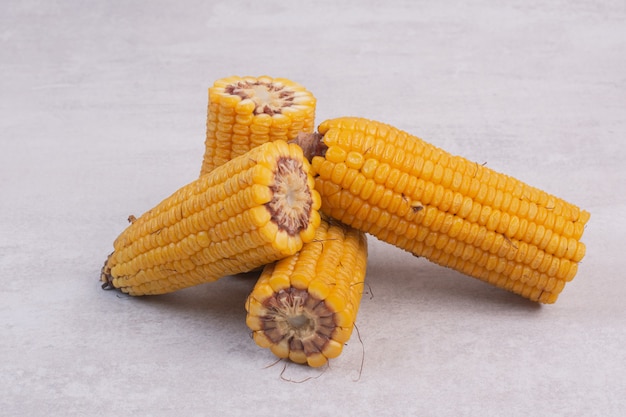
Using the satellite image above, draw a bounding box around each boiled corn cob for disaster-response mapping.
[200,75,316,176]
[101,140,321,296]
[294,117,590,304]
[246,215,368,367]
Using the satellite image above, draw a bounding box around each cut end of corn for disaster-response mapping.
[246,217,368,367]
[224,79,296,116]
[254,288,337,367]
[101,140,320,296]
[267,156,315,237]
[201,75,316,176]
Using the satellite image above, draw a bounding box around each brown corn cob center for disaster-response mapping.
[225,80,295,116]
[267,157,313,236]
[259,288,335,358]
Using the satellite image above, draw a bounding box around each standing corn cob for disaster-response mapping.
[200,75,316,175]
[246,215,368,367]
[199,77,369,366]
[294,117,590,304]
[101,140,321,296]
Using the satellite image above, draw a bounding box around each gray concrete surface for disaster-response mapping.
[1,0,624,415]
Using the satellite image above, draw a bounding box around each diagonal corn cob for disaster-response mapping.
[101,140,321,296]
[294,117,590,304]
[200,75,316,176]
[245,215,368,367]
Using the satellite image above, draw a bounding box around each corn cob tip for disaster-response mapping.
[100,252,114,290]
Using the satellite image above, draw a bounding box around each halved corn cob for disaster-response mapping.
[246,215,368,367]
[294,117,590,303]
[101,140,321,296]
[200,75,316,176]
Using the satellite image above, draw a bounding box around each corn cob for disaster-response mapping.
[200,75,316,176]
[246,215,368,367]
[101,140,321,296]
[293,117,590,304]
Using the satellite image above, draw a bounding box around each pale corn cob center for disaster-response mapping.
[225,80,295,116]
[259,288,335,356]
[267,157,313,236]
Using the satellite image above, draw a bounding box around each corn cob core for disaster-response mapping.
[293,117,590,303]
[201,75,316,175]
[101,140,321,296]
[246,217,368,367]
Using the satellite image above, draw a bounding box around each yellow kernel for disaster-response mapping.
[345,151,364,169]
[357,179,375,201]
[439,189,455,212]
[449,192,464,215]
[325,146,347,163]
[321,339,344,360]
[374,163,391,184]
[361,158,378,178]
[554,259,571,280]
[384,168,401,190]
[441,167,454,188]
[350,175,366,195]
[553,235,569,258]
[430,184,445,207]
[531,225,546,247]
[340,168,359,190]
[378,189,394,209]
[421,207,438,227]
[478,205,492,225]
[467,178,481,199]
[331,162,348,185]
[432,164,444,184]
[421,160,435,181]
[486,209,501,231]
[572,242,586,262]
[395,172,410,195]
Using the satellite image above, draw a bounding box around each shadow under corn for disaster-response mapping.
[100,270,261,331]
[363,244,544,314]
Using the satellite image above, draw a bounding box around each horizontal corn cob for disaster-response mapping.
[293,117,590,303]
[101,140,321,296]
[246,216,368,367]
[201,75,316,176]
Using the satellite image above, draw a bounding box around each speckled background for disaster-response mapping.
[1,0,624,415]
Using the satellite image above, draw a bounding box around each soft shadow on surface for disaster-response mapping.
[102,270,261,324]
[365,251,544,313]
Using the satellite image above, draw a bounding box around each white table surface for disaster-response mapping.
[2,0,624,415]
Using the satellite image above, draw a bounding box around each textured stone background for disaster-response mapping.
[1,0,624,415]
